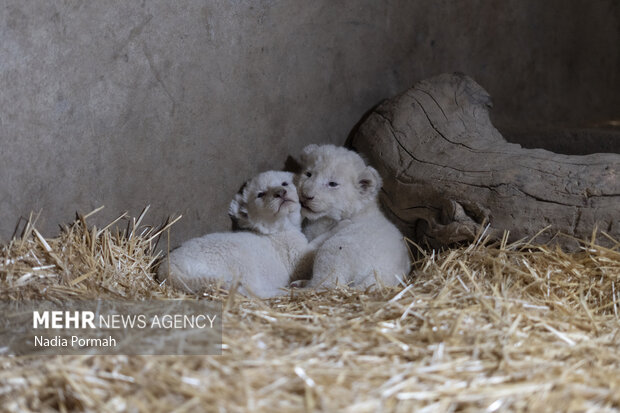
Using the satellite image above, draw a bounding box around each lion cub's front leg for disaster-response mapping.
[289,219,352,288]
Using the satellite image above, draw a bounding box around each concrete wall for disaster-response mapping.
[1,0,618,246]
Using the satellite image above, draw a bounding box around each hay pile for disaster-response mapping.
[1,209,619,412]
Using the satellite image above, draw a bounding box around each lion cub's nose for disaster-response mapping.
[274,188,287,198]
[301,193,314,201]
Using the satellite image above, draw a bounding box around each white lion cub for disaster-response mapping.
[296,144,411,288]
[158,170,336,298]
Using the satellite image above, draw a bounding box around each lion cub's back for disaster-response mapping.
[163,231,289,296]
[179,232,276,269]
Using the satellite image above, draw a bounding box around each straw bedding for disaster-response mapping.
[0,209,619,412]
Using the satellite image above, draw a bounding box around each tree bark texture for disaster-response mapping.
[350,73,620,249]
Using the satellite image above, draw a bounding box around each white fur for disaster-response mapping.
[296,144,411,288]
[158,171,326,298]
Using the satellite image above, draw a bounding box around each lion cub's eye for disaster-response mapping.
[257,192,265,198]
[328,181,339,187]
[282,182,288,186]
[305,171,312,177]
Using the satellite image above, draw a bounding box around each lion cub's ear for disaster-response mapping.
[357,166,382,200]
[229,184,251,231]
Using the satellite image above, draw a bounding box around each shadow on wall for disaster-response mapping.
[499,125,620,155]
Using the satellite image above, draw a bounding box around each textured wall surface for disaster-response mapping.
[1,0,619,246]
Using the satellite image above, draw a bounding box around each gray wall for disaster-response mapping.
[1,0,619,246]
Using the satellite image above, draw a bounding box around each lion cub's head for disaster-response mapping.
[296,144,381,221]
[228,171,301,234]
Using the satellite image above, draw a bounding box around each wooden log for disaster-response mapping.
[349,73,620,249]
